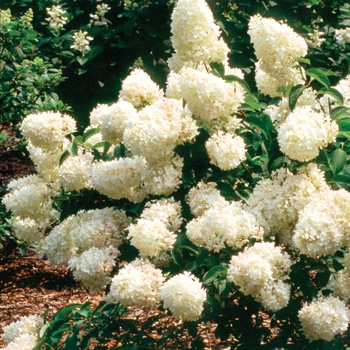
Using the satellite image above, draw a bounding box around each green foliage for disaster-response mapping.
[0,9,67,125]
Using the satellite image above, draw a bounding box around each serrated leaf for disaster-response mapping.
[330,148,347,175]
[203,266,227,286]
[288,84,305,111]
[224,74,251,93]
[306,68,331,89]
[59,150,70,165]
[209,62,225,78]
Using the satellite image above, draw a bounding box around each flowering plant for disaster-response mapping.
[3,0,350,348]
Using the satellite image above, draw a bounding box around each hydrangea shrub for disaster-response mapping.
[3,0,350,348]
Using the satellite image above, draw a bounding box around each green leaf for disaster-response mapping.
[243,94,264,111]
[59,150,70,165]
[114,144,126,158]
[330,174,350,190]
[92,141,108,149]
[74,135,83,144]
[306,68,331,89]
[336,118,350,138]
[330,149,347,175]
[209,62,225,78]
[67,141,78,156]
[318,87,344,106]
[245,115,269,139]
[330,106,350,120]
[171,247,186,268]
[224,74,251,93]
[83,127,100,142]
[288,84,305,111]
[203,266,227,286]
[298,57,311,65]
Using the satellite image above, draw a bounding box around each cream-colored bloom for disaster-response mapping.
[107,258,165,308]
[227,242,291,312]
[123,98,197,162]
[89,156,148,203]
[2,175,59,224]
[119,68,163,109]
[3,315,43,345]
[160,271,206,321]
[248,15,307,96]
[293,188,350,257]
[68,246,120,291]
[298,296,350,342]
[206,131,246,170]
[186,200,263,252]
[187,181,227,217]
[128,199,181,257]
[46,5,68,30]
[59,152,93,191]
[99,101,138,144]
[335,28,350,46]
[21,111,76,150]
[178,67,244,132]
[246,164,330,245]
[278,106,338,162]
[169,0,229,71]
[70,30,93,53]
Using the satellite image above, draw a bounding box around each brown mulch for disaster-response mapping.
[0,249,105,348]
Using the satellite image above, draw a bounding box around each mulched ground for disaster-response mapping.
[0,249,105,348]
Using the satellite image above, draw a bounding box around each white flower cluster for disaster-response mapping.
[334,27,350,46]
[178,67,244,133]
[58,152,93,191]
[2,315,43,350]
[99,100,138,144]
[118,68,164,109]
[246,164,330,245]
[298,295,350,342]
[265,87,319,128]
[2,175,59,242]
[107,258,165,308]
[248,15,307,96]
[90,3,110,26]
[187,181,226,217]
[70,30,93,54]
[46,5,68,30]
[89,156,148,203]
[186,200,263,252]
[124,98,197,162]
[160,271,207,321]
[293,189,350,257]
[68,246,120,291]
[21,112,76,150]
[277,106,338,162]
[168,0,229,71]
[40,208,130,290]
[20,111,76,183]
[206,131,246,170]
[128,198,182,258]
[227,242,292,312]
